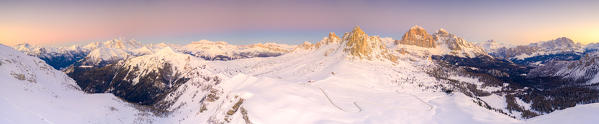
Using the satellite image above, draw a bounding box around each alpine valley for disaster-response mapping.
[3,26,599,124]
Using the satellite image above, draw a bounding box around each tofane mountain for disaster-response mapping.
[3,26,599,123]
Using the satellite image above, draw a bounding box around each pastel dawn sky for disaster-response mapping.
[1,0,599,46]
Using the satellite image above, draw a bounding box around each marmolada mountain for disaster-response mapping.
[3,25,599,123]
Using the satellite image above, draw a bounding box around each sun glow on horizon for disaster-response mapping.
[1,0,598,46]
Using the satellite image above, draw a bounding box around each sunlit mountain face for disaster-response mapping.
[2,0,599,124]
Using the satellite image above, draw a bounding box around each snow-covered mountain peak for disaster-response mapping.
[348,25,366,37]
[410,25,424,30]
[313,32,342,49]
[83,38,142,50]
[13,43,57,56]
[192,40,231,45]
[554,37,574,43]
[77,38,154,66]
[183,40,238,52]
[529,51,599,85]
[437,28,449,35]
[584,42,599,51]
[431,29,489,58]
[477,40,501,51]
[85,47,131,65]
[491,37,584,63]
[392,28,488,58]
[534,37,579,49]
[243,42,294,53]
[154,47,178,56]
[341,26,397,62]
[113,46,203,90]
[125,47,192,69]
[297,41,314,50]
[180,40,292,60]
[329,32,339,40]
[398,25,436,48]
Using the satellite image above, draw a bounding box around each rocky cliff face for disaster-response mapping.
[393,27,488,58]
[397,25,436,48]
[342,26,397,62]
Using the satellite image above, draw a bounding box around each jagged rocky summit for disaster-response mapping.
[397,25,436,48]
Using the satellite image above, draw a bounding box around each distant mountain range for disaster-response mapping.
[12,38,294,70]
[488,37,585,66]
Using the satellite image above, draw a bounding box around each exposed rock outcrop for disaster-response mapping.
[397,25,436,48]
[342,26,397,62]
[297,41,314,50]
[315,32,341,48]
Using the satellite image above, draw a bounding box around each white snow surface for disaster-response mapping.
[0,45,148,124]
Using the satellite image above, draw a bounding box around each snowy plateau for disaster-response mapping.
[2,26,599,124]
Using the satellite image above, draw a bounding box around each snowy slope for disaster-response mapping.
[527,103,599,123]
[0,44,147,124]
